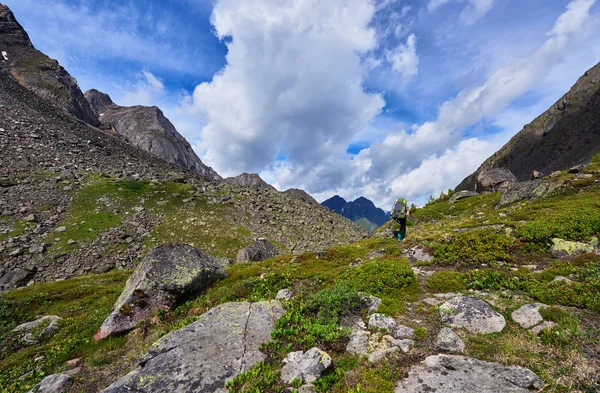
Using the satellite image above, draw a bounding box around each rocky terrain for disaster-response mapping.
[84,89,221,181]
[457,60,600,190]
[0,5,98,126]
[323,195,390,232]
[225,172,276,190]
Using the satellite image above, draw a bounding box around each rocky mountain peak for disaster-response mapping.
[225,173,275,190]
[84,89,116,116]
[0,4,33,49]
[282,188,319,206]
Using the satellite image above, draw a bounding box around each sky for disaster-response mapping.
[5,0,600,208]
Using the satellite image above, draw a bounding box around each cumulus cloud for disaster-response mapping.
[119,71,166,107]
[185,0,384,177]
[386,34,419,79]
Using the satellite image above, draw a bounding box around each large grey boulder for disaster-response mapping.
[236,238,279,263]
[511,303,545,329]
[0,267,36,291]
[13,315,61,343]
[440,297,506,334]
[476,168,517,193]
[95,244,229,340]
[497,180,557,207]
[449,190,478,204]
[27,373,73,393]
[395,354,544,392]
[368,313,396,332]
[102,301,284,393]
[280,347,333,384]
[435,327,464,353]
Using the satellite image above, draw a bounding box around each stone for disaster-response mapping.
[404,246,433,262]
[297,385,316,393]
[531,170,544,179]
[435,327,465,353]
[13,315,62,340]
[95,244,229,339]
[27,373,73,393]
[395,354,544,392]
[393,338,415,353]
[498,180,558,207]
[449,190,478,204]
[368,313,396,332]
[28,244,45,254]
[25,214,37,222]
[236,238,279,263]
[102,301,284,393]
[156,200,169,206]
[276,288,292,300]
[530,321,556,335]
[550,238,596,256]
[392,324,415,339]
[360,293,381,315]
[439,296,506,334]
[54,226,67,233]
[511,303,545,329]
[476,168,517,193]
[568,165,585,173]
[368,347,400,363]
[339,314,366,331]
[346,329,370,355]
[549,276,573,285]
[280,347,333,384]
[0,267,36,291]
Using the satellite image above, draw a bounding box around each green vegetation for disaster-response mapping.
[431,229,516,266]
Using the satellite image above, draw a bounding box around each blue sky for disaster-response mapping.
[5,0,600,208]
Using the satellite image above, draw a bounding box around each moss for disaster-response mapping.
[425,271,466,292]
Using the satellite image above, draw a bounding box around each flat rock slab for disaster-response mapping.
[95,244,229,339]
[511,303,545,329]
[395,354,544,393]
[440,296,506,334]
[101,301,284,393]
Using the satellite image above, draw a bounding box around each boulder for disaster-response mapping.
[404,247,433,263]
[276,288,292,301]
[476,168,517,193]
[435,327,464,353]
[393,339,415,353]
[449,190,477,204]
[368,314,396,332]
[280,347,333,384]
[395,354,544,392]
[102,301,284,393]
[95,244,230,340]
[497,180,558,207]
[236,238,279,263]
[0,267,36,291]
[440,297,506,334]
[13,315,61,343]
[550,238,597,256]
[27,373,73,393]
[360,293,381,316]
[346,329,370,355]
[511,303,545,329]
[393,325,415,340]
[530,321,556,335]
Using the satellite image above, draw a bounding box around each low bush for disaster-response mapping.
[431,230,516,266]
[425,271,466,293]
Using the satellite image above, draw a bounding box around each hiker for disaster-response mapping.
[391,198,409,241]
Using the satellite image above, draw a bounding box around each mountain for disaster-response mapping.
[0,4,99,126]
[457,61,600,190]
[84,89,222,182]
[224,172,275,190]
[282,188,319,206]
[322,195,390,230]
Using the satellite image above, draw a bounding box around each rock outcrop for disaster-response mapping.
[0,5,99,126]
[95,244,229,339]
[550,237,598,257]
[395,354,545,392]
[84,89,221,181]
[224,173,275,190]
[236,238,279,263]
[102,301,285,393]
[475,168,517,193]
[449,190,477,204]
[497,180,558,207]
[283,188,320,206]
[457,61,600,190]
[440,296,506,334]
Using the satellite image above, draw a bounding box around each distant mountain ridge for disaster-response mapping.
[322,195,390,231]
[457,60,600,190]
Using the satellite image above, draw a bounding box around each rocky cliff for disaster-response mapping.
[457,61,600,190]
[0,4,99,126]
[84,89,222,182]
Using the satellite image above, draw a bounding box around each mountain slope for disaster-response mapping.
[85,89,222,182]
[457,61,600,190]
[0,4,99,126]
[322,195,390,230]
[283,188,319,206]
[322,195,347,214]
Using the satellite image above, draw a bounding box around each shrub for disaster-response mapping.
[431,230,516,266]
[307,281,362,323]
[425,271,466,293]
[341,259,416,296]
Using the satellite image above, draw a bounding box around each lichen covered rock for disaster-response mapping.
[440,296,506,334]
[236,238,279,263]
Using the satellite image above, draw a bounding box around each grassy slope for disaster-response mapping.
[1,166,600,392]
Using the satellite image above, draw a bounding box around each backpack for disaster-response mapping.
[392,198,407,220]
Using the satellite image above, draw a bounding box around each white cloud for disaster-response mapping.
[460,0,496,25]
[386,34,419,79]
[184,0,385,177]
[428,0,452,12]
[119,71,166,107]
